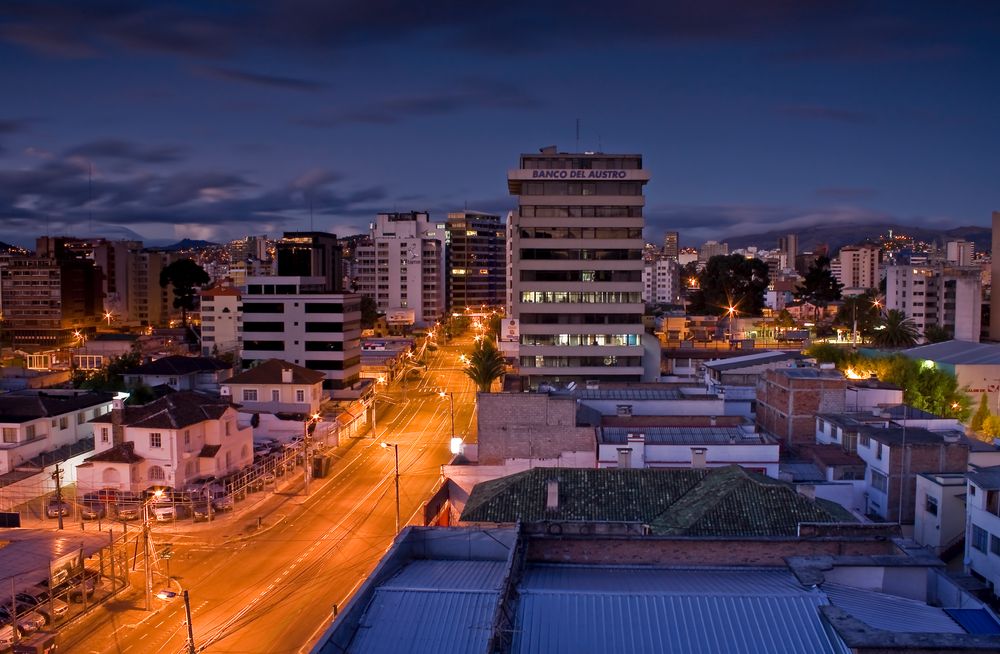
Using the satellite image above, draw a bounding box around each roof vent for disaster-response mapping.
[281,367,293,384]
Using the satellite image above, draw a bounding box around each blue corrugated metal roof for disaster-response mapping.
[511,566,847,654]
[348,589,498,654]
[512,592,842,654]
[822,584,965,634]
[945,608,1000,634]
[382,560,508,592]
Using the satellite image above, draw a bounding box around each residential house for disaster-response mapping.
[0,390,114,474]
[914,472,968,557]
[221,359,325,415]
[77,391,252,493]
[123,355,233,393]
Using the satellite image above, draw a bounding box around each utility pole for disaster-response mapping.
[381,442,400,533]
[52,462,64,530]
[183,590,196,654]
[143,501,153,611]
[303,413,319,496]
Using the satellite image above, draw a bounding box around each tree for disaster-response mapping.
[359,295,381,329]
[923,324,952,343]
[795,256,843,322]
[984,415,1000,440]
[872,309,920,348]
[159,258,210,326]
[688,254,770,316]
[972,394,990,432]
[74,348,143,392]
[775,309,796,329]
[834,291,881,338]
[463,339,505,393]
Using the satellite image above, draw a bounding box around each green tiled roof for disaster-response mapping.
[460,466,853,537]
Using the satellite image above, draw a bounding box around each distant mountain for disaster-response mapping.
[0,240,20,252]
[724,223,993,255]
[160,238,219,252]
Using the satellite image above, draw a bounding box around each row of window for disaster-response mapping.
[519,249,642,261]
[520,334,642,347]
[519,206,643,219]
[520,270,642,283]
[519,227,643,240]
[971,524,1000,556]
[519,355,642,368]
[521,157,641,170]
[243,388,307,403]
[520,313,642,325]
[521,181,643,196]
[243,302,361,314]
[520,291,643,304]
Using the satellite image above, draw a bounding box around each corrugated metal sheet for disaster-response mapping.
[512,592,841,654]
[600,426,762,445]
[945,608,1000,634]
[522,565,807,596]
[822,584,965,634]
[348,589,498,654]
[382,560,508,592]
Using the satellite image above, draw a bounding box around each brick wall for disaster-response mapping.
[756,369,846,446]
[526,534,896,566]
[477,393,596,465]
[886,440,969,524]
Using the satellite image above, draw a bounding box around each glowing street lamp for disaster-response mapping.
[381,442,400,533]
[104,311,114,326]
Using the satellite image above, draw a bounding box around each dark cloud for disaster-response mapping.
[0,118,35,134]
[815,187,879,201]
[295,78,539,127]
[66,139,186,164]
[195,66,325,92]
[778,104,872,124]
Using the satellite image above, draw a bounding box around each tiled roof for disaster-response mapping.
[86,442,144,464]
[0,390,114,423]
[92,391,232,430]
[460,466,853,536]
[225,359,326,385]
[126,355,231,376]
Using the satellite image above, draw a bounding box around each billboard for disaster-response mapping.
[501,318,519,342]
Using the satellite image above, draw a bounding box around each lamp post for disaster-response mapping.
[381,442,400,533]
[726,305,738,343]
[439,391,455,443]
[370,376,385,438]
[104,311,114,327]
[143,489,164,611]
[303,413,320,496]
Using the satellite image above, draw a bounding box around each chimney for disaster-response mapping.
[281,367,293,384]
[617,447,632,469]
[691,447,707,469]
[111,398,125,446]
[545,479,559,511]
[710,415,717,426]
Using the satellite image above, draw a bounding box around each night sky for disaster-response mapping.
[0,1,997,248]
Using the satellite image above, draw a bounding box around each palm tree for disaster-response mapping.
[463,339,506,393]
[872,309,920,348]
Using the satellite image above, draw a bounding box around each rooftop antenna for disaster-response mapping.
[575,118,580,152]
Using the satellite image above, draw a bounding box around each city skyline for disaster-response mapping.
[0,2,998,247]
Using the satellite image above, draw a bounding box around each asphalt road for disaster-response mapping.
[59,334,478,654]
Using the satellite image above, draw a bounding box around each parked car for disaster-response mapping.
[211,495,234,512]
[0,622,15,650]
[153,506,176,523]
[15,592,69,623]
[81,503,106,520]
[0,607,46,634]
[65,570,103,603]
[116,504,140,521]
[82,489,120,504]
[191,502,211,522]
[44,501,70,519]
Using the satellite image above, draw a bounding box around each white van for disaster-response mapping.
[153,506,176,522]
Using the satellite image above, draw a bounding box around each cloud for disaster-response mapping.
[778,104,872,124]
[295,77,539,127]
[66,139,186,164]
[195,66,325,92]
[0,118,35,134]
[815,187,879,201]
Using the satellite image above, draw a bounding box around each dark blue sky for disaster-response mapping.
[0,1,997,248]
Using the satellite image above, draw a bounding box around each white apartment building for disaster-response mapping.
[240,275,362,390]
[945,240,974,266]
[0,390,114,474]
[885,264,982,341]
[78,392,252,493]
[354,212,445,328]
[642,257,678,305]
[506,149,649,383]
[200,285,242,356]
[698,240,729,262]
[835,244,880,292]
[966,466,1000,599]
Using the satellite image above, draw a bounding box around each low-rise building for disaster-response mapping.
[77,391,252,493]
[901,340,1000,407]
[914,472,968,557]
[221,359,325,415]
[966,465,1000,599]
[199,284,242,356]
[703,350,805,403]
[123,355,233,393]
[0,390,114,474]
[756,367,846,445]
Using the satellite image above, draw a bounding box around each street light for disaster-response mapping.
[143,489,165,611]
[381,442,400,533]
[370,376,385,438]
[438,391,457,452]
[303,412,321,496]
[104,311,114,326]
[726,305,738,342]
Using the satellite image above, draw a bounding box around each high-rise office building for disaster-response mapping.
[507,148,648,383]
[698,240,729,262]
[662,231,679,260]
[446,211,505,313]
[354,212,445,328]
[777,234,798,270]
[945,240,974,266]
[275,232,342,293]
[642,257,678,305]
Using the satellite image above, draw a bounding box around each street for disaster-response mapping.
[58,334,477,654]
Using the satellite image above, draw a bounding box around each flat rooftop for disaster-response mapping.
[599,426,767,445]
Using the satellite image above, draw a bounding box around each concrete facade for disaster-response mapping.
[445,211,505,313]
[913,472,967,556]
[885,263,982,342]
[835,244,880,292]
[476,392,596,466]
[507,150,648,383]
[641,257,678,305]
[200,285,242,356]
[756,368,847,445]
